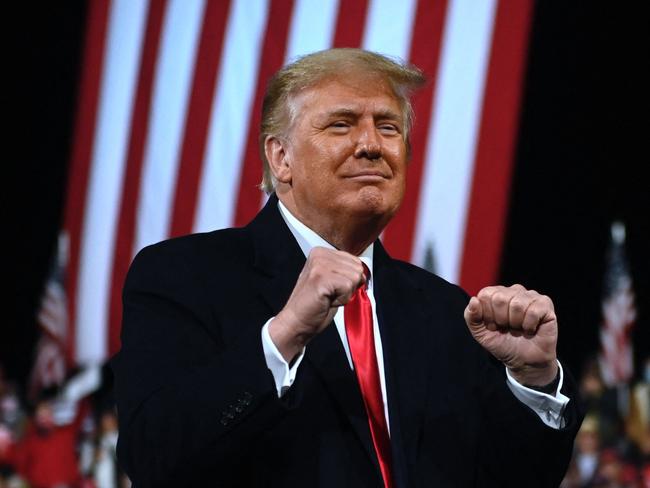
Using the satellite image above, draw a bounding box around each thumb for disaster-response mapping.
[464,297,484,329]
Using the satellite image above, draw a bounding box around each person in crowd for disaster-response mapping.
[13,391,84,488]
[92,407,119,488]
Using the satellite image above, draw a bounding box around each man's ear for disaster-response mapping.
[264,135,292,184]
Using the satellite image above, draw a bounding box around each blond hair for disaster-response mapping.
[259,48,425,193]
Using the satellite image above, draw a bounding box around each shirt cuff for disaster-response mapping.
[261,317,305,397]
[505,360,570,429]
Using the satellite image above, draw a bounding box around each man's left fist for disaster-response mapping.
[464,284,558,387]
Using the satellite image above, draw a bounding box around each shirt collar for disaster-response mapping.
[277,199,374,284]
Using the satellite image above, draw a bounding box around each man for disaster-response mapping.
[112,48,582,487]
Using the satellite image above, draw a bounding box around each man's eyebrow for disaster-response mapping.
[320,108,401,120]
[373,108,401,121]
[320,108,358,119]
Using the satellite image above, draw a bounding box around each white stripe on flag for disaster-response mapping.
[194,0,270,233]
[256,0,340,212]
[286,0,339,61]
[135,0,206,252]
[412,0,497,283]
[76,0,149,364]
[362,0,417,59]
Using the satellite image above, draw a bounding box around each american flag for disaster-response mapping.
[54,0,533,367]
[30,234,70,401]
[598,221,637,387]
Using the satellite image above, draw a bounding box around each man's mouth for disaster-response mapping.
[344,171,389,181]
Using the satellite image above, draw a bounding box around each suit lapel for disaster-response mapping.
[247,195,381,476]
[373,242,433,481]
[248,194,305,314]
[306,324,382,475]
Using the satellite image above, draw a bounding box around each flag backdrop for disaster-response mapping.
[55,0,533,367]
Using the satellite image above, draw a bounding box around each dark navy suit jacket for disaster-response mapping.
[112,194,582,487]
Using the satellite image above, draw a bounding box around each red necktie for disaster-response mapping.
[344,264,394,488]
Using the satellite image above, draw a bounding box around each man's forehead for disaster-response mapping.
[303,74,396,96]
[292,76,402,115]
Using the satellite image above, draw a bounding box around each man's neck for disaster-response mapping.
[277,194,384,256]
[278,200,375,270]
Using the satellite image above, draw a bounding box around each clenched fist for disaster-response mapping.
[269,247,366,362]
[464,284,559,387]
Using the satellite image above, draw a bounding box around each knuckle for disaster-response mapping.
[492,292,508,308]
[510,298,526,313]
[540,294,554,308]
[526,306,542,322]
[531,298,547,313]
[478,286,496,300]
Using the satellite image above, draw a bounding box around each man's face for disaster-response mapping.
[281,75,407,233]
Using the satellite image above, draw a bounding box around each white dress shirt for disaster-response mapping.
[261,200,569,429]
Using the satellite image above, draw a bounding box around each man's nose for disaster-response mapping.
[353,126,381,160]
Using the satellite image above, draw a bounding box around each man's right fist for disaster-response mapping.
[268,247,366,362]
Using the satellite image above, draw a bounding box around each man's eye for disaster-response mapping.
[379,124,399,133]
[330,121,349,128]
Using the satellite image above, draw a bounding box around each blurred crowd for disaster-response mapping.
[561,357,650,488]
[0,365,129,488]
[1,356,649,488]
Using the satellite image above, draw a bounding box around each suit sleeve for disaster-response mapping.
[111,243,293,487]
[473,347,583,487]
[445,280,584,487]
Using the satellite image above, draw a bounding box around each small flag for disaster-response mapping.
[28,234,70,401]
[598,221,637,387]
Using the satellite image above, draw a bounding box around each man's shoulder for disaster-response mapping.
[127,227,255,281]
[139,226,250,257]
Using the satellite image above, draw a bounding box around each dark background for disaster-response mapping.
[5,2,649,388]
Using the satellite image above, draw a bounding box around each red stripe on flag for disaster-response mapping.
[107,0,168,358]
[62,0,111,365]
[381,0,448,261]
[233,0,296,227]
[169,0,232,237]
[458,0,534,295]
[332,0,369,47]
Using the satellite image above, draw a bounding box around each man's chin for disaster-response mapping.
[362,185,401,208]
[348,188,400,222]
